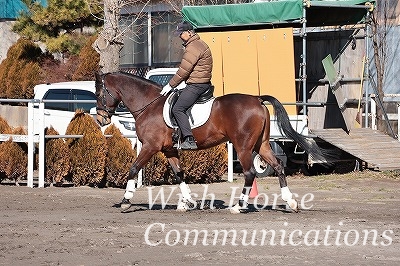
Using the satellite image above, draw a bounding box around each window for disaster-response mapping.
[43,89,70,111]
[152,12,183,65]
[119,11,183,68]
[120,15,149,66]
[72,90,96,112]
[148,74,174,86]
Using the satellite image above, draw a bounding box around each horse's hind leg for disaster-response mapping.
[258,142,299,212]
[166,153,195,212]
[230,149,257,214]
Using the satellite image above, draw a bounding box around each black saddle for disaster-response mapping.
[168,85,214,106]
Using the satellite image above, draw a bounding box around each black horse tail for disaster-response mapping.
[259,95,330,164]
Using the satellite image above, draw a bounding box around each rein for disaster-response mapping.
[130,94,164,119]
[99,73,164,119]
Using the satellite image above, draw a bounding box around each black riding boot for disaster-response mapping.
[180,136,198,150]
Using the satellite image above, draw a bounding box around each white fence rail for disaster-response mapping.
[0,99,143,188]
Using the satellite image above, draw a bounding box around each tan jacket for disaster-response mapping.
[169,34,213,88]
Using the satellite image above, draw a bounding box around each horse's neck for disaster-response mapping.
[120,83,161,118]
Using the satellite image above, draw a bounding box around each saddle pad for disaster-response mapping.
[163,92,215,129]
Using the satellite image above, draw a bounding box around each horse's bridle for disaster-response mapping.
[96,74,120,121]
[97,72,165,121]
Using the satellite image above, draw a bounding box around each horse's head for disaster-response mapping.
[94,72,120,126]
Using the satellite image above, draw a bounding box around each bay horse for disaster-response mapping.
[95,71,328,213]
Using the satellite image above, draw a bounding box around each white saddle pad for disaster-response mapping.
[163,92,215,129]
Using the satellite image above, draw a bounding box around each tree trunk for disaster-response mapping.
[93,0,123,73]
[371,8,388,134]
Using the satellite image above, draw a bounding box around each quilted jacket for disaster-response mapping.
[169,34,213,88]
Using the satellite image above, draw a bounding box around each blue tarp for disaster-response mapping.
[0,0,47,20]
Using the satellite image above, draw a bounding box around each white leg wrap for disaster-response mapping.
[124,180,136,200]
[179,182,192,201]
[281,186,293,202]
[230,193,249,214]
[177,201,189,212]
[239,193,249,203]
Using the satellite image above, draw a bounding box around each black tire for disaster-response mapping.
[252,152,275,177]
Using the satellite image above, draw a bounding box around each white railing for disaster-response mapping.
[0,99,142,188]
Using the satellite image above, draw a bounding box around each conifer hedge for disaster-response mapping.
[0,38,42,100]
[143,152,172,185]
[0,124,28,185]
[180,144,228,183]
[104,124,136,187]
[65,110,106,187]
[72,35,100,81]
[45,127,70,185]
[0,114,228,187]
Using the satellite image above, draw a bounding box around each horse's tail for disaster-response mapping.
[259,95,330,164]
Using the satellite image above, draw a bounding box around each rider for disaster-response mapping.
[160,21,213,150]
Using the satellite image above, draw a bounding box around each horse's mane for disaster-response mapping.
[116,71,161,89]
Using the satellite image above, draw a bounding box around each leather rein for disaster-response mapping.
[97,74,164,120]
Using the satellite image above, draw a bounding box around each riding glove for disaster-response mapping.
[160,83,173,96]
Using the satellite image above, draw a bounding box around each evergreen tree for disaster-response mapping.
[13,0,102,55]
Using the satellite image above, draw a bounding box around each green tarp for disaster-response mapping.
[182,0,374,29]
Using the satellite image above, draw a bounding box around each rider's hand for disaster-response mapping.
[160,83,173,96]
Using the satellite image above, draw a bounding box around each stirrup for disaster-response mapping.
[172,129,181,148]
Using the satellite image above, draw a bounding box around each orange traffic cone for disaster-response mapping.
[249,179,259,199]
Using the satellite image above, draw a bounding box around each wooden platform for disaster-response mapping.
[310,128,400,170]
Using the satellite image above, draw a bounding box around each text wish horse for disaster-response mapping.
[95,71,329,213]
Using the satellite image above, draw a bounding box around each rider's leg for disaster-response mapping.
[172,84,209,148]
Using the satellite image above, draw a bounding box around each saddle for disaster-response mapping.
[162,86,215,130]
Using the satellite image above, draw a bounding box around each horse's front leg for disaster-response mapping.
[120,146,157,212]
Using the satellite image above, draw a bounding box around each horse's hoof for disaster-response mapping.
[286,199,299,213]
[230,203,241,214]
[230,203,247,214]
[120,198,132,213]
[177,201,189,212]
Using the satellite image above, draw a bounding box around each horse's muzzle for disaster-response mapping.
[96,110,111,127]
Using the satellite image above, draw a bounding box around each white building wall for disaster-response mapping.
[0,21,20,63]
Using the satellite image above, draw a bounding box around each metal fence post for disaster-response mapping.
[227,142,233,182]
[371,97,376,130]
[27,101,34,188]
[38,102,45,187]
